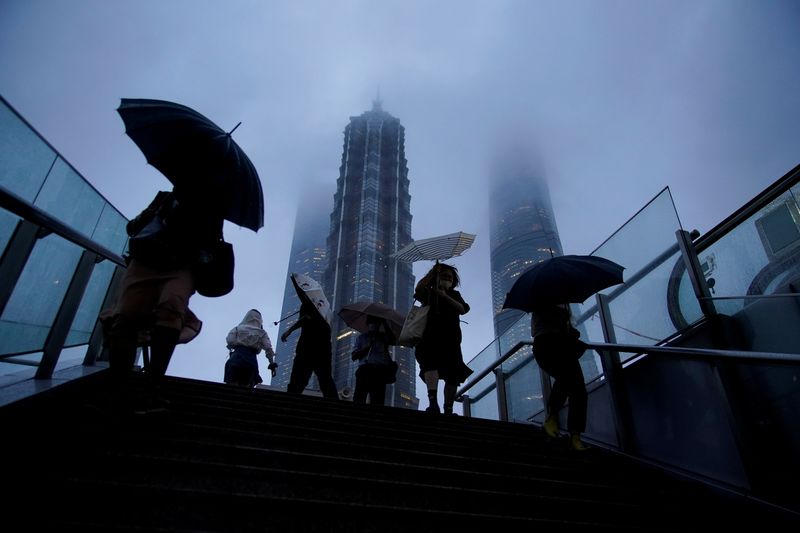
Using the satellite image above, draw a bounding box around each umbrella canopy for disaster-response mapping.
[117,98,264,232]
[291,273,331,323]
[502,255,625,309]
[391,231,476,262]
[338,301,405,343]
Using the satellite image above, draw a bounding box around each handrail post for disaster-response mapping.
[596,293,635,452]
[461,394,471,418]
[676,229,717,318]
[494,367,509,422]
[0,219,40,316]
[36,250,97,379]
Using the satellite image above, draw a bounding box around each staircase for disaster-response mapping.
[3,372,796,532]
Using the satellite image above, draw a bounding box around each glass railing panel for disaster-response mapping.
[465,335,501,374]
[469,386,499,421]
[33,157,105,239]
[672,183,800,323]
[64,259,116,347]
[90,202,129,256]
[0,100,56,202]
[574,305,604,342]
[591,188,683,278]
[503,351,544,422]
[607,250,686,355]
[0,233,82,356]
[0,207,21,259]
[0,356,39,382]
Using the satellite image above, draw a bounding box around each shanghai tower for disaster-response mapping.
[323,98,417,409]
[489,153,564,419]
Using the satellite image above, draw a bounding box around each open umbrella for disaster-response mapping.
[391,231,476,263]
[290,273,331,323]
[338,301,405,343]
[502,255,625,310]
[117,98,264,232]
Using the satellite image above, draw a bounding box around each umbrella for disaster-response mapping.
[338,301,406,343]
[391,231,476,263]
[117,98,264,232]
[291,273,331,323]
[502,255,625,309]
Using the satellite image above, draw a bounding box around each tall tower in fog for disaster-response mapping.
[489,154,564,418]
[324,98,417,409]
[273,185,332,390]
[490,156,564,338]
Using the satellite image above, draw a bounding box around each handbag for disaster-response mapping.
[194,239,235,297]
[397,304,429,347]
[128,205,182,270]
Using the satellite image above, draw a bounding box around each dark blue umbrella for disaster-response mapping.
[117,98,264,232]
[503,255,625,309]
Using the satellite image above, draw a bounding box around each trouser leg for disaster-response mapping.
[313,349,339,400]
[353,366,368,403]
[369,371,387,406]
[287,352,313,394]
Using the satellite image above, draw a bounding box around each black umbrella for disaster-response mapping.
[117,98,264,232]
[502,255,625,310]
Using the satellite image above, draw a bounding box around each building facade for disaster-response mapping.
[323,99,417,409]
[272,185,332,390]
[488,155,569,418]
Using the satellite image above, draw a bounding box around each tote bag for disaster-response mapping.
[397,304,429,347]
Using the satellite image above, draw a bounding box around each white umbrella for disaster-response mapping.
[391,231,476,263]
[291,273,331,323]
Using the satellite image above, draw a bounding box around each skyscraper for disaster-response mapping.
[490,156,564,338]
[324,98,417,409]
[489,154,566,420]
[272,185,332,390]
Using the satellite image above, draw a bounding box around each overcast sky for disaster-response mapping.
[1,1,799,396]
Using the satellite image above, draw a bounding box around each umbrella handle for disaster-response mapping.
[274,310,300,325]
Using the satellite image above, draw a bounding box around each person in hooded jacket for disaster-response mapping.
[224,309,278,388]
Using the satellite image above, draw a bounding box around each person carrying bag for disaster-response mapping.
[352,316,396,405]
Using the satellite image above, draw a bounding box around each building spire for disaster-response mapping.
[372,86,383,111]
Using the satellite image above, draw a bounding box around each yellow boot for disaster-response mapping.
[569,433,591,451]
[543,415,560,438]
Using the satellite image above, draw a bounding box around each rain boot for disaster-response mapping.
[543,414,560,438]
[569,433,591,451]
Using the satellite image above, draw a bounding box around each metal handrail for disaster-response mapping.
[457,338,800,401]
[0,186,126,266]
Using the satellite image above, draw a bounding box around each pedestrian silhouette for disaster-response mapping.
[351,315,396,405]
[531,302,591,451]
[106,186,225,413]
[224,309,278,388]
[281,301,339,399]
[413,263,472,414]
